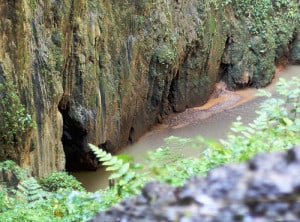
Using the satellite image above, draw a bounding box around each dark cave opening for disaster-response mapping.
[219,62,230,82]
[128,127,135,144]
[168,71,180,112]
[58,101,97,171]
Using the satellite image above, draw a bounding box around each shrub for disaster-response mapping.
[0,81,35,145]
[38,172,85,192]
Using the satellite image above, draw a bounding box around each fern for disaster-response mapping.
[16,177,46,203]
[89,144,145,196]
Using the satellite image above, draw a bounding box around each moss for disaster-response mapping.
[154,44,177,65]
[28,0,37,12]
[219,0,300,88]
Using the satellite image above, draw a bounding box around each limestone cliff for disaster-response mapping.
[0,0,299,176]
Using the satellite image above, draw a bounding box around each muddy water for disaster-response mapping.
[73,65,300,192]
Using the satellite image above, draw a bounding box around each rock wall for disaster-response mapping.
[92,146,300,222]
[0,0,299,175]
[0,1,65,176]
[291,28,300,64]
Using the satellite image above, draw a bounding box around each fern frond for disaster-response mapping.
[89,144,124,173]
[16,177,46,203]
[89,143,143,196]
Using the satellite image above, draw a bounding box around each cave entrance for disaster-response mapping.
[58,99,96,171]
[168,71,181,112]
[128,127,135,144]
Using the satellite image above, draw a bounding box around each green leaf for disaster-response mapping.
[109,172,122,180]
[102,158,122,166]
[257,89,272,97]
[117,154,134,162]
[282,117,293,126]
[99,154,113,162]
[118,163,130,176]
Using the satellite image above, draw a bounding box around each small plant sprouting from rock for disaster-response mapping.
[154,44,177,65]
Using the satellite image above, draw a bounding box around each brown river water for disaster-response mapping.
[73,65,300,192]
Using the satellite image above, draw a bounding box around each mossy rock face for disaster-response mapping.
[220,0,299,88]
[290,29,300,64]
[48,0,229,172]
[0,0,299,174]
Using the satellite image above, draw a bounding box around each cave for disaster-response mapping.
[167,71,181,112]
[58,100,97,171]
[128,127,135,144]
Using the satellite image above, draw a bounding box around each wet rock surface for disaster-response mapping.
[92,146,300,222]
[291,29,300,64]
[0,1,299,175]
